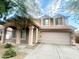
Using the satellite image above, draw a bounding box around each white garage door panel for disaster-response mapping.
[41,32,71,45]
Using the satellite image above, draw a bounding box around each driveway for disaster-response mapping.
[24,44,79,59]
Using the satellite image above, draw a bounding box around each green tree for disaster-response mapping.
[0,0,17,22]
[60,0,79,15]
[0,0,37,29]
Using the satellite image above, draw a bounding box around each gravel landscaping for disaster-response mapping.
[0,44,39,59]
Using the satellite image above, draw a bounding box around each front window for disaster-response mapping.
[43,19,49,26]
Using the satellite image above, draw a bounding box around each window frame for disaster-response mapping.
[55,17,63,25]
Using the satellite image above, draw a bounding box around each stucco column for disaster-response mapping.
[53,18,55,26]
[28,26,34,46]
[48,18,50,26]
[16,29,21,45]
[35,28,38,43]
[41,19,43,26]
[1,30,5,44]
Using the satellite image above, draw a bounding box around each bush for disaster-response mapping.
[4,43,13,48]
[2,48,16,59]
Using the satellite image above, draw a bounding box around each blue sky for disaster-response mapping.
[40,0,52,9]
[40,0,79,29]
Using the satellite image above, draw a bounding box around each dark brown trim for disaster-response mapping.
[40,29,72,33]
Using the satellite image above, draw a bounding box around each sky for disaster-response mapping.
[1,0,79,29]
[40,0,79,29]
[40,0,52,9]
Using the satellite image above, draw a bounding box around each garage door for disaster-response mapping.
[41,32,71,45]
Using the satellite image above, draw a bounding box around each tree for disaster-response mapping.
[0,0,28,21]
[0,0,38,29]
[0,0,8,18]
[0,0,5,15]
[61,0,79,24]
[0,0,17,23]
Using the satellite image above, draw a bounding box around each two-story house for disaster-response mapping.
[0,14,75,46]
[37,15,75,45]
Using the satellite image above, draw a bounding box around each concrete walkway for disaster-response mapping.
[24,44,79,59]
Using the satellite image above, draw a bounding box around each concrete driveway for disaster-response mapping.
[24,44,79,59]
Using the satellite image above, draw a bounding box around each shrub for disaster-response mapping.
[2,48,16,59]
[4,43,13,48]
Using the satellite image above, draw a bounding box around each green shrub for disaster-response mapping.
[4,43,13,48]
[2,48,16,59]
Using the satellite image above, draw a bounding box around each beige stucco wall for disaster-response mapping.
[0,25,4,29]
[33,19,41,27]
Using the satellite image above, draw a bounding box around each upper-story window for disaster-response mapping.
[55,17,63,25]
[43,19,49,26]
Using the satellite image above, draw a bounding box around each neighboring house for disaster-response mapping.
[0,14,76,46]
